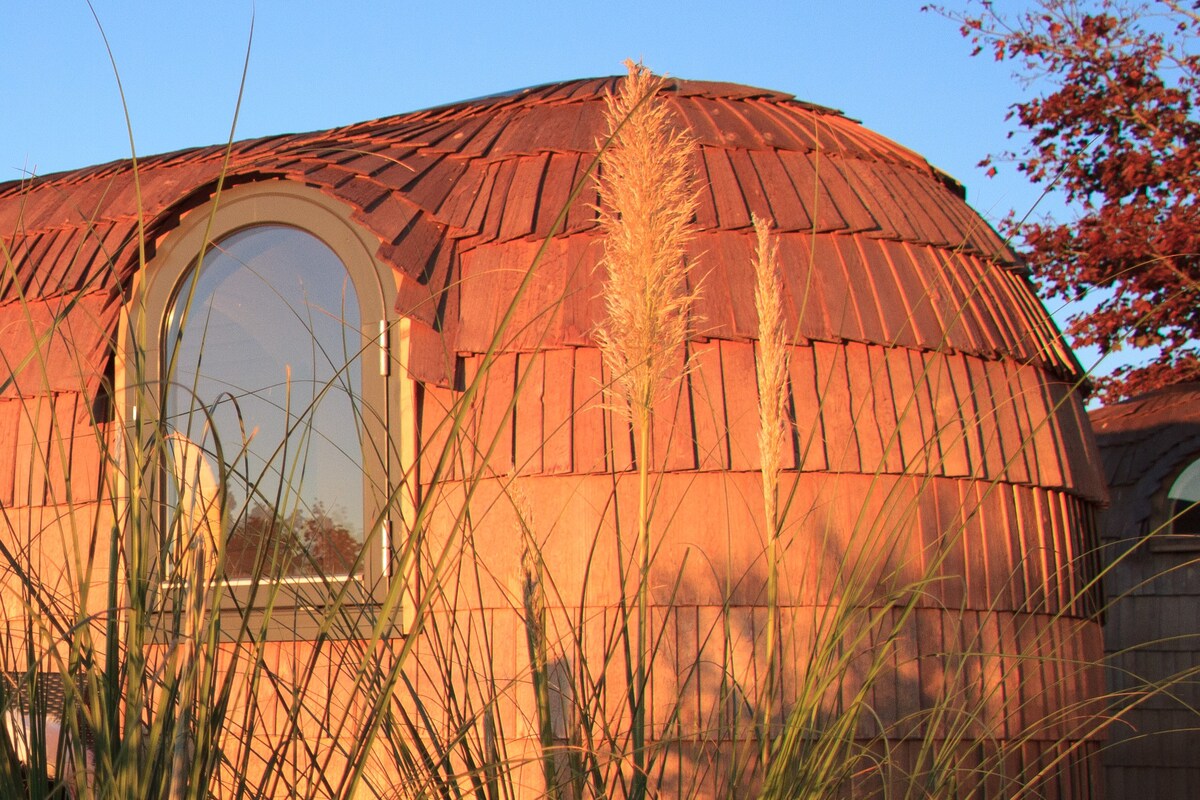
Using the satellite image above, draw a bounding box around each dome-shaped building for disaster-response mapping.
[0,75,1107,797]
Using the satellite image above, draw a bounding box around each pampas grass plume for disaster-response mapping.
[753,213,789,522]
[595,60,700,421]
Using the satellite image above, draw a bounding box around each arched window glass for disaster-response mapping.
[133,183,400,637]
[1168,458,1200,536]
[164,225,366,582]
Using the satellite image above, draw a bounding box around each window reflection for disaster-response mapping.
[1168,458,1200,536]
[165,225,365,581]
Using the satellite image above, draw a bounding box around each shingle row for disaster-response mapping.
[0,291,118,399]
[0,391,103,508]
[417,341,1104,501]
[417,230,1069,372]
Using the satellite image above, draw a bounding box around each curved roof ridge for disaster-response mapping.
[397,75,818,115]
[0,76,847,196]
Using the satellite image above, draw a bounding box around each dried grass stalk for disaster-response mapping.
[594,60,701,798]
[753,213,790,765]
[595,60,700,422]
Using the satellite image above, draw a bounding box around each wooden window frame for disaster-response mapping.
[124,181,404,639]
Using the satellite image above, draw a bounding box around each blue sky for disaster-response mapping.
[2,2,1113,375]
[0,3,1044,211]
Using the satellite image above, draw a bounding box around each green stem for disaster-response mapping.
[763,484,778,769]
[524,561,558,797]
[632,406,651,800]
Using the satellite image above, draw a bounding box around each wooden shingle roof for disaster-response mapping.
[0,76,1077,396]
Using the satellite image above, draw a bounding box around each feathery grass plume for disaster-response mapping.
[594,60,700,799]
[753,214,789,538]
[752,213,790,767]
[595,60,700,422]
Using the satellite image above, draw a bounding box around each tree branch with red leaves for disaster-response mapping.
[933,0,1200,401]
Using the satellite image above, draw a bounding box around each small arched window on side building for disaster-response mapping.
[1165,457,1200,539]
[1147,454,1200,551]
[127,182,402,638]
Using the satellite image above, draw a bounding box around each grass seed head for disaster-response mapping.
[595,60,701,421]
[753,213,790,506]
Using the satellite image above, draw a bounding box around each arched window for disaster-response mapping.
[165,224,367,581]
[1167,457,1200,536]
[129,183,399,637]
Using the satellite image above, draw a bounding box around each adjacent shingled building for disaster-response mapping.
[0,76,1108,797]
[1091,384,1200,800]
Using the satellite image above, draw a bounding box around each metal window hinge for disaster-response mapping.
[379,320,390,377]
[381,518,392,578]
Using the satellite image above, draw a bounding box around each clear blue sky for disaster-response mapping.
[1,2,1115,378]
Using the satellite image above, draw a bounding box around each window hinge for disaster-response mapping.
[382,518,392,578]
[379,320,390,377]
